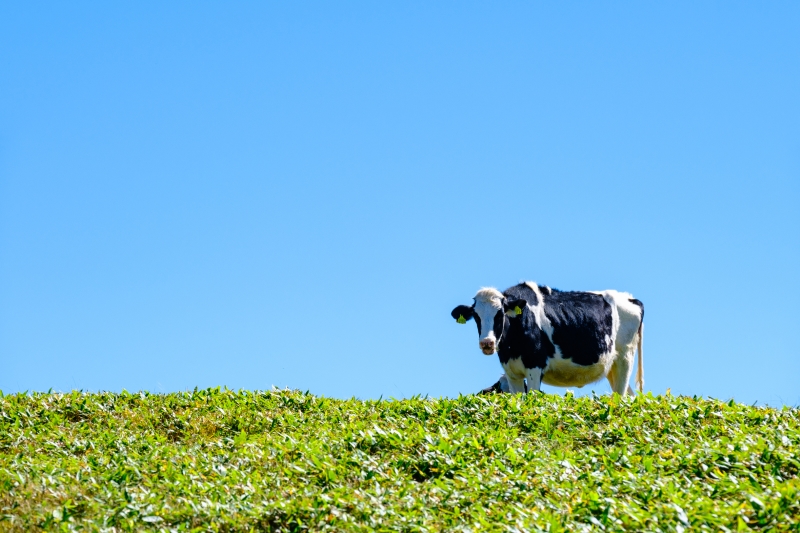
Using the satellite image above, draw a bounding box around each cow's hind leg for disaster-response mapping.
[607,349,635,396]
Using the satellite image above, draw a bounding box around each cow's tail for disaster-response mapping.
[636,319,644,393]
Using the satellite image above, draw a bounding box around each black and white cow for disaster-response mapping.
[452,282,644,395]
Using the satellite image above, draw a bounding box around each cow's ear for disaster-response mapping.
[451,305,474,324]
[504,298,527,318]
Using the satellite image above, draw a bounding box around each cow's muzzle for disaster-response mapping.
[479,339,496,355]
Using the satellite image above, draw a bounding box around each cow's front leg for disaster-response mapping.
[526,367,543,393]
[501,360,527,394]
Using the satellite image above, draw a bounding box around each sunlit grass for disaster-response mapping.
[1,388,797,531]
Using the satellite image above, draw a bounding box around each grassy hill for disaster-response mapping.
[0,389,797,532]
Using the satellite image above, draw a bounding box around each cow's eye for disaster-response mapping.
[473,314,481,333]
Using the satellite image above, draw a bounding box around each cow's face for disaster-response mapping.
[451,288,527,355]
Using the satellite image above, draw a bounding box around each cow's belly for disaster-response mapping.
[543,354,611,388]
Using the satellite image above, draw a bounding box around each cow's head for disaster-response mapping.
[451,288,527,355]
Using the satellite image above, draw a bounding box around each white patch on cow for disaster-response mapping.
[473,287,504,353]
[596,291,640,348]
[594,290,644,394]
[474,287,504,306]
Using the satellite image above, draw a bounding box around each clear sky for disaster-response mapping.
[1,2,798,405]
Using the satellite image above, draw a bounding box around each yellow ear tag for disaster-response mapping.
[514,306,522,316]
[457,315,467,324]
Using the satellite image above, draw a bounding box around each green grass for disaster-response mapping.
[0,389,798,532]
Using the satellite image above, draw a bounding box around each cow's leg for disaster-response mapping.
[525,368,543,393]
[502,360,527,394]
[506,376,526,394]
[607,348,635,396]
[606,368,618,393]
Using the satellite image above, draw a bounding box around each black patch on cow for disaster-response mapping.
[542,289,613,366]
[473,313,481,335]
[628,298,644,323]
[495,283,552,370]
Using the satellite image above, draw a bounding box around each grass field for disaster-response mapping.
[0,388,798,532]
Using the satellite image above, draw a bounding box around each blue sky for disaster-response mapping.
[1,2,798,405]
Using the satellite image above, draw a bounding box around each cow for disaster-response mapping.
[452,282,644,395]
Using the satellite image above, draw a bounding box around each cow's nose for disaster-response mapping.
[480,340,495,353]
